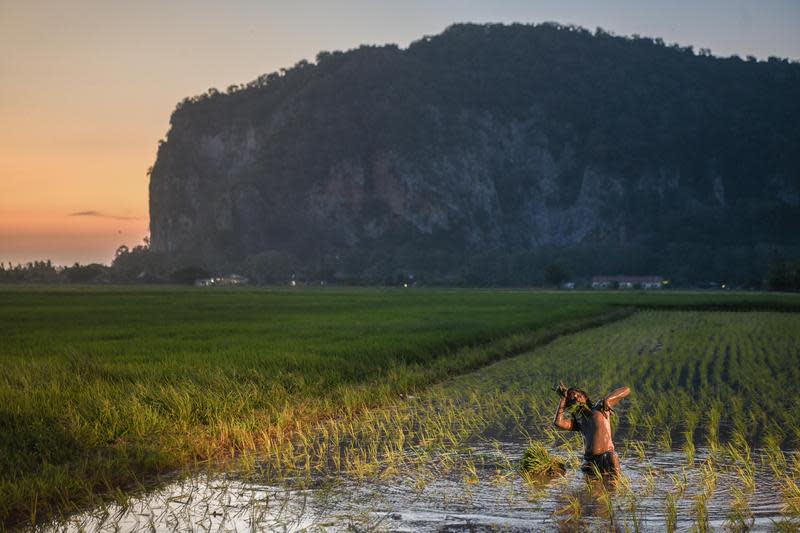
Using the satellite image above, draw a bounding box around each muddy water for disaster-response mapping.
[51,441,792,532]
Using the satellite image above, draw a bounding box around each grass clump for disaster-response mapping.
[521,441,566,477]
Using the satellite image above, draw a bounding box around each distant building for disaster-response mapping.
[219,274,248,286]
[194,274,249,287]
[591,275,664,290]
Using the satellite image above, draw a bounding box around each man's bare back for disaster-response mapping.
[553,383,630,475]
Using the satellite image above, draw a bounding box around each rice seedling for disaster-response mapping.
[764,433,788,479]
[725,485,754,532]
[626,493,643,533]
[627,440,647,461]
[555,491,584,527]
[684,437,696,467]
[665,492,677,533]
[683,410,699,446]
[585,476,617,526]
[463,458,479,485]
[706,402,723,454]
[520,441,567,477]
[671,468,689,496]
[781,475,800,516]
[613,470,633,499]
[771,519,800,532]
[642,466,659,496]
[700,458,718,496]
[692,493,710,533]
[726,440,756,493]
[659,427,673,452]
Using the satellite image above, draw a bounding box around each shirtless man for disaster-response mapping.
[553,383,630,476]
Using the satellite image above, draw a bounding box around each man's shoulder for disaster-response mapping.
[592,400,612,415]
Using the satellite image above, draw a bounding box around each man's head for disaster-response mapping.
[566,387,591,409]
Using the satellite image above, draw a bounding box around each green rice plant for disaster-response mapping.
[706,401,723,453]
[692,493,710,533]
[724,485,754,532]
[642,414,657,442]
[659,426,673,451]
[683,404,699,440]
[626,493,643,533]
[665,492,677,533]
[625,403,640,437]
[555,492,583,526]
[726,440,756,493]
[771,519,800,532]
[642,466,659,496]
[520,441,566,477]
[627,440,647,461]
[614,471,633,498]
[593,481,616,527]
[764,433,788,479]
[729,397,748,441]
[781,476,800,516]
[700,458,718,496]
[463,458,479,485]
[683,436,696,467]
[671,468,689,497]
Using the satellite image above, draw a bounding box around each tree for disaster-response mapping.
[544,263,569,287]
[768,254,800,292]
[64,263,109,283]
[169,266,210,285]
[243,250,298,285]
[111,240,169,282]
[0,260,59,283]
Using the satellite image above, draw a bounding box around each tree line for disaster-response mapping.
[4,243,800,291]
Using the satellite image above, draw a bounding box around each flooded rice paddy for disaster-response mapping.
[44,311,800,531]
[52,441,793,532]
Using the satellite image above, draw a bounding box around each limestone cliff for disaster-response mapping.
[149,23,800,284]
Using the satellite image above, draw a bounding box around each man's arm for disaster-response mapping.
[604,386,631,409]
[553,395,574,430]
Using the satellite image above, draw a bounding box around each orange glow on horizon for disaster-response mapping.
[2,2,798,267]
[0,127,153,266]
[0,211,149,266]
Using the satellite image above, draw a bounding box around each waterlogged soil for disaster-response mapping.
[50,442,792,532]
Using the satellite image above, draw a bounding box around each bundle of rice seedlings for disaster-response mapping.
[521,441,566,477]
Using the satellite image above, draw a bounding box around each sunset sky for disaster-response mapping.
[2,0,798,266]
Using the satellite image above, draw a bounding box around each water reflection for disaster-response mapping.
[50,441,793,532]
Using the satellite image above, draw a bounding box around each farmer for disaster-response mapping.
[553,382,630,476]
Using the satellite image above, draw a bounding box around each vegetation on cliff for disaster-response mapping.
[149,22,800,285]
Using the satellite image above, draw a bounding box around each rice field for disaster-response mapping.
[35,309,800,531]
[1,287,798,529]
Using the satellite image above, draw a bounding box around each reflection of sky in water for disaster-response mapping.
[52,442,791,532]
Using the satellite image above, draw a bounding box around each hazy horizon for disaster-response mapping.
[2,0,799,266]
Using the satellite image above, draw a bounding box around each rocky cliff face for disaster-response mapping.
[149,23,799,284]
[151,115,640,258]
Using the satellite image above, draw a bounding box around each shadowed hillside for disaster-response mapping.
[149,22,800,285]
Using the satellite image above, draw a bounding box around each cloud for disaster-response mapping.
[68,210,140,220]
